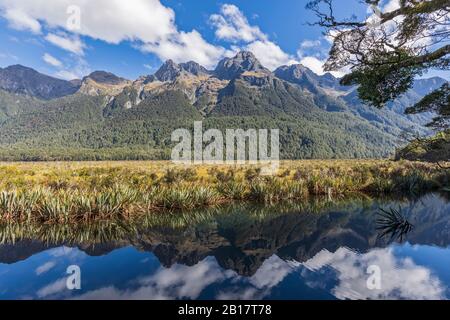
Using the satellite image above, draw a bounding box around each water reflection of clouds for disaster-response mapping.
[30,247,87,299]
[47,246,76,258]
[71,255,294,300]
[217,255,293,300]
[71,246,445,300]
[35,261,56,275]
[303,247,445,300]
[37,278,68,298]
[73,257,234,300]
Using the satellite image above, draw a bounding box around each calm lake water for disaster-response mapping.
[1,193,450,300]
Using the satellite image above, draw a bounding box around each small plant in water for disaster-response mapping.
[376,207,414,242]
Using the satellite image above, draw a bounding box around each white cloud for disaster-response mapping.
[3,8,41,33]
[54,70,79,80]
[54,57,90,80]
[140,30,226,69]
[35,261,56,275]
[300,56,346,77]
[300,40,322,49]
[210,4,298,70]
[45,33,84,56]
[0,0,226,69]
[299,56,327,75]
[0,0,176,44]
[43,53,62,67]
[245,41,298,70]
[297,39,324,59]
[210,4,267,43]
[0,0,355,74]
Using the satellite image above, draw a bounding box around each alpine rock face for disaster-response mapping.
[0,51,446,160]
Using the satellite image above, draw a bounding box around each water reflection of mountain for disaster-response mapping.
[1,193,449,276]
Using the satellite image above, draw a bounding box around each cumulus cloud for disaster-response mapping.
[140,30,226,69]
[0,0,176,44]
[299,56,328,75]
[210,4,298,70]
[0,0,350,74]
[43,53,62,67]
[210,4,267,43]
[0,0,226,69]
[245,41,297,70]
[45,33,85,55]
[299,55,347,78]
[3,8,41,33]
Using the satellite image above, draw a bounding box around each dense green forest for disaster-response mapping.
[0,88,396,161]
[0,55,444,161]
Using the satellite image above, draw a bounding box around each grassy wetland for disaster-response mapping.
[0,160,448,224]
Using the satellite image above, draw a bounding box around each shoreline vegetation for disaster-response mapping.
[0,194,437,245]
[0,160,448,224]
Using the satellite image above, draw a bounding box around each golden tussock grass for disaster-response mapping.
[0,159,447,223]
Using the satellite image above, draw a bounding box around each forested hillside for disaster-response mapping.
[0,51,445,161]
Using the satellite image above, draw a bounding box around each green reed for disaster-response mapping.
[0,160,448,223]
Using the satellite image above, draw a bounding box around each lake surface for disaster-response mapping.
[1,193,450,300]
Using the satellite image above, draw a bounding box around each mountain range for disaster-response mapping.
[1,196,449,276]
[0,51,446,160]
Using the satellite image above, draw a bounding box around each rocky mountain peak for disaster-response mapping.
[0,64,80,100]
[214,51,269,80]
[154,59,182,82]
[275,64,312,79]
[79,71,131,97]
[179,61,210,76]
[84,71,128,85]
[153,60,211,82]
[274,64,342,92]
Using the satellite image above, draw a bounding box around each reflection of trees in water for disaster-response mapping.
[0,195,374,244]
[0,193,449,275]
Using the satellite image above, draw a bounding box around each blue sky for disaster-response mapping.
[0,0,447,80]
